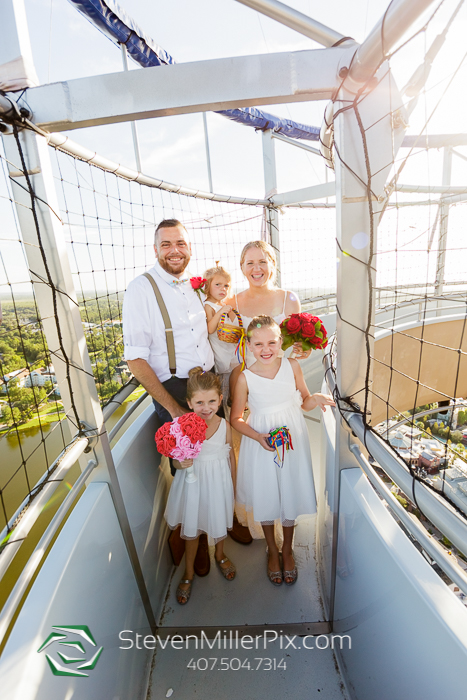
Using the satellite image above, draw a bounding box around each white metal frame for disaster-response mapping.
[0,0,457,643]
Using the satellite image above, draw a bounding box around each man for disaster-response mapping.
[123,219,212,428]
[123,219,251,575]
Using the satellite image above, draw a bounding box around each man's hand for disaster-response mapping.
[170,403,190,419]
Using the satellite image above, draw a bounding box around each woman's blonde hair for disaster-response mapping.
[246,314,281,339]
[239,240,277,283]
[202,265,231,298]
[187,366,222,401]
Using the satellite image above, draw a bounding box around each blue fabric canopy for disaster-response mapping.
[68,0,175,67]
[68,0,320,141]
[216,108,320,141]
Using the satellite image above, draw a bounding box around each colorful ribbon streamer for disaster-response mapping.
[267,426,294,468]
[235,330,247,370]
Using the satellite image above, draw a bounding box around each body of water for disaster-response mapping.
[0,396,150,534]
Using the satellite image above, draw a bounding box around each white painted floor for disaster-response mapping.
[159,515,323,629]
[147,637,348,700]
[149,514,348,700]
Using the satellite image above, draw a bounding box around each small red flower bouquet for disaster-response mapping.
[190,276,206,302]
[280,313,328,352]
[190,277,206,291]
[155,413,207,482]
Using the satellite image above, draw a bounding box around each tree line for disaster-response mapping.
[1,297,126,427]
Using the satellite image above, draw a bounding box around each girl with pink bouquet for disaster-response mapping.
[164,367,236,605]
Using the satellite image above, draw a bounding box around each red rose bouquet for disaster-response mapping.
[155,412,207,482]
[280,312,328,352]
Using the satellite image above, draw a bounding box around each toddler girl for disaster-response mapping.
[231,315,334,586]
[203,265,239,407]
[164,367,236,604]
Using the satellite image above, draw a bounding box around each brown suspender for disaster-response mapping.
[143,272,177,376]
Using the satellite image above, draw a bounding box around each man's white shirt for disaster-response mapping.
[123,262,214,381]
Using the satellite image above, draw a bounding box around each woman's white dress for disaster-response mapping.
[165,418,234,543]
[236,358,316,525]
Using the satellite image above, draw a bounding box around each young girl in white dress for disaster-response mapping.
[203,265,239,408]
[231,315,335,586]
[164,367,236,605]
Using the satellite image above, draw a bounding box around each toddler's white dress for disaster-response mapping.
[205,300,239,408]
[236,358,316,526]
[165,418,234,543]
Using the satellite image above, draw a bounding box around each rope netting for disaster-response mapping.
[1,0,467,545]
[0,139,337,536]
[0,139,69,536]
[325,0,467,527]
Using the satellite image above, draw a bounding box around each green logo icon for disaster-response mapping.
[37,625,103,677]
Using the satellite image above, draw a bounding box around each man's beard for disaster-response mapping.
[158,253,190,276]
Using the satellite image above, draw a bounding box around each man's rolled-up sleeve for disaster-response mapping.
[123,279,154,362]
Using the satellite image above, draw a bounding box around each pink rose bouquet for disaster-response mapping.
[155,413,207,482]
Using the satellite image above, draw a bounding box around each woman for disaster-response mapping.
[226,240,311,543]
[226,240,308,395]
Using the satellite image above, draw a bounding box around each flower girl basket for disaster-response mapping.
[217,308,243,343]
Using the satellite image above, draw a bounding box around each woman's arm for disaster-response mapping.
[284,290,301,316]
[205,304,232,334]
[290,359,335,412]
[230,373,275,452]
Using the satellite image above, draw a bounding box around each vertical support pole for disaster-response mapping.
[120,43,142,173]
[0,0,156,633]
[262,129,281,285]
[202,112,213,193]
[328,68,407,622]
[435,146,452,312]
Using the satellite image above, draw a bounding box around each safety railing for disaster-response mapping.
[0,457,97,649]
[323,340,467,587]
[0,435,89,575]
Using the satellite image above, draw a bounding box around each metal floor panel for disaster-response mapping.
[158,515,324,630]
[147,638,348,700]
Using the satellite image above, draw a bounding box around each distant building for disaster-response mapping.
[113,360,130,384]
[24,367,57,388]
[418,451,440,473]
[1,368,29,390]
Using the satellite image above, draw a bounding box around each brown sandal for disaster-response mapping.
[216,556,236,580]
[176,578,193,604]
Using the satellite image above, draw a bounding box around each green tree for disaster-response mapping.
[1,405,21,427]
[432,422,439,435]
[100,380,121,400]
[43,380,54,397]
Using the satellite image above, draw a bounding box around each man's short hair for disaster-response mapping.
[154,219,188,246]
